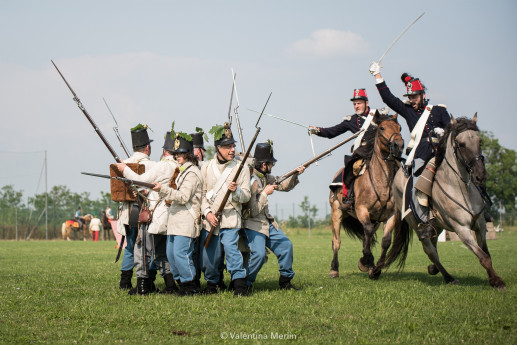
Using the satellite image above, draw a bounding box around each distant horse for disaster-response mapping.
[62,214,92,241]
[329,112,404,279]
[390,114,506,289]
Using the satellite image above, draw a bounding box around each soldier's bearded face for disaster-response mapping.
[408,94,424,110]
[353,100,367,115]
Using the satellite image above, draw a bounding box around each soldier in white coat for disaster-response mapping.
[154,132,203,296]
[243,141,305,290]
[116,124,156,290]
[200,123,251,296]
[114,130,179,295]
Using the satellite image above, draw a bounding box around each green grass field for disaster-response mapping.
[1,227,516,345]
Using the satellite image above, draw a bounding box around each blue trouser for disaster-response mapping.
[166,235,196,283]
[244,223,294,286]
[200,228,246,283]
[121,225,138,271]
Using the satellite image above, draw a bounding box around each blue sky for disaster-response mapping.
[1,0,516,218]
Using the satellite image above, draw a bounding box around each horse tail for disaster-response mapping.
[341,216,366,241]
[384,219,412,270]
[61,223,66,239]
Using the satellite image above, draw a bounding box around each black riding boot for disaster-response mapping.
[119,270,133,290]
[416,220,437,241]
[232,278,248,297]
[279,275,299,290]
[159,273,178,294]
[341,181,355,211]
[128,277,151,295]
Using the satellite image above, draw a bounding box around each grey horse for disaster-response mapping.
[389,114,506,289]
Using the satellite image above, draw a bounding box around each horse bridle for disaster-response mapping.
[378,129,403,161]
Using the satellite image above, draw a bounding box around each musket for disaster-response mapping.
[275,130,364,185]
[103,97,131,158]
[248,108,319,165]
[204,92,272,248]
[51,60,122,163]
[232,69,246,152]
[377,12,425,64]
[81,172,155,189]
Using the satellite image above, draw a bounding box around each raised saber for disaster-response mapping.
[248,108,319,165]
[103,97,130,158]
[378,12,425,64]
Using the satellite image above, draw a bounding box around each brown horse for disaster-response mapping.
[62,214,92,241]
[329,112,404,279]
[390,114,506,289]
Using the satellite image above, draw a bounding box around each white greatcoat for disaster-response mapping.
[201,158,251,236]
[116,152,156,236]
[159,161,203,238]
[122,155,178,235]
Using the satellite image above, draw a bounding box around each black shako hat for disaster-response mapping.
[214,122,237,147]
[131,124,153,150]
[254,142,277,163]
[190,132,205,149]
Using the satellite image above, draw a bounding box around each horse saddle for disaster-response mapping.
[66,219,80,228]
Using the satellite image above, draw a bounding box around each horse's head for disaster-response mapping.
[374,112,404,158]
[450,113,487,186]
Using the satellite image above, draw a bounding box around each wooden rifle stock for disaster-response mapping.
[203,128,261,248]
[52,60,122,163]
[275,130,364,185]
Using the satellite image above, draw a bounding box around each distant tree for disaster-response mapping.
[481,131,517,225]
[205,145,215,160]
[297,196,318,228]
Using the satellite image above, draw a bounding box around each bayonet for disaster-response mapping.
[81,172,155,189]
[232,69,246,152]
[103,97,130,158]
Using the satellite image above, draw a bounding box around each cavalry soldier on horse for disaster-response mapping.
[199,123,251,297]
[243,141,305,291]
[309,89,382,209]
[113,129,179,295]
[369,62,451,240]
[115,124,156,290]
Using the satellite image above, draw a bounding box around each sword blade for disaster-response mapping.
[247,109,308,128]
[378,12,425,64]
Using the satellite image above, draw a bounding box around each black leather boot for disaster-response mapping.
[176,280,200,296]
[119,270,133,290]
[128,277,151,295]
[232,278,248,297]
[416,220,437,241]
[279,275,299,290]
[203,282,219,295]
[149,269,158,293]
[159,273,178,294]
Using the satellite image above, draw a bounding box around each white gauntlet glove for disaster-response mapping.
[369,61,381,76]
[434,127,445,138]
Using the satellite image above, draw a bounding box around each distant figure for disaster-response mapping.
[75,206,84,229]
[106,205,114,221]
[89,214,103,242]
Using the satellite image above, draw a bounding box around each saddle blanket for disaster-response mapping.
[66,220,80,228]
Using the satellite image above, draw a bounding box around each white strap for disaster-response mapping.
[250,175,263,190]
[206,160,236,202]
[352,110,376,152]
[405,105,433,167]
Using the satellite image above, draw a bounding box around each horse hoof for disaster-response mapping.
[329,270,339,278]
[447,279,460,285]
[490,278,507,290]
[358,260,369,273]
[368,268,381,280]
[427,264,439,276]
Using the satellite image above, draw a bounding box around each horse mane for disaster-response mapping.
[435,117,479,168]
[362,114,400,161]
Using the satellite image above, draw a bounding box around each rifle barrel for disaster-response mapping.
[52,60,122,163]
